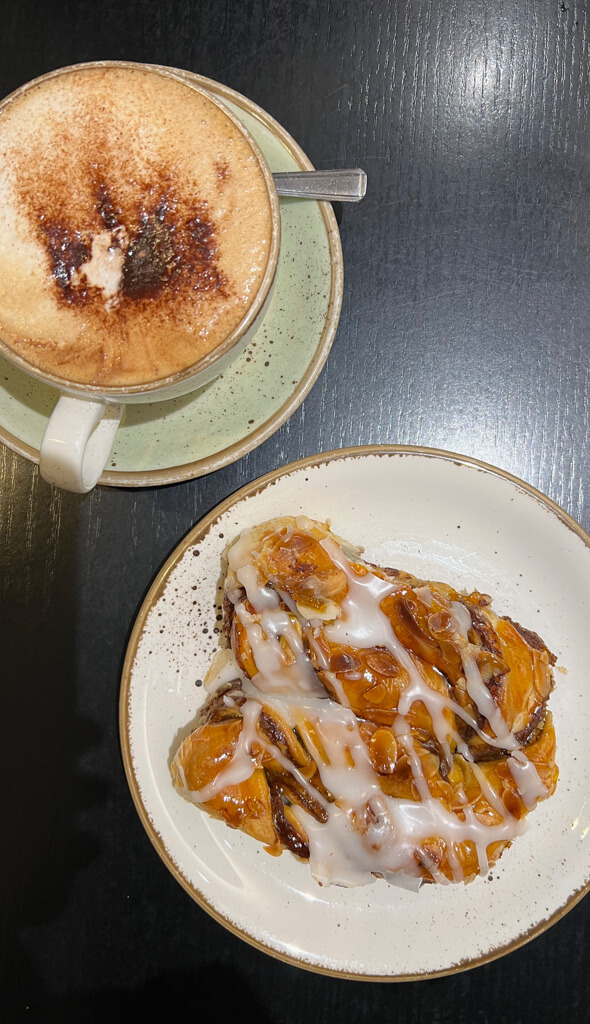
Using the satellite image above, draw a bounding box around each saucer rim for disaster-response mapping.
[0,71,344,488]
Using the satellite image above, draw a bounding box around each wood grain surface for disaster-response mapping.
[1,1,589,1021]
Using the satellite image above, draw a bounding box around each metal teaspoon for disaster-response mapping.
[272,168,367,202]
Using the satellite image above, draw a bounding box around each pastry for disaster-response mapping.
[171,516,558,888]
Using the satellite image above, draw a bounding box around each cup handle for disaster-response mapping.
[40,396,124,493]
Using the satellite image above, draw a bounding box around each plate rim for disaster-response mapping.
[0,70,344,488]
[119,443,590,979]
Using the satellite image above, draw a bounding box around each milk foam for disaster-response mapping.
[0,65,274,387]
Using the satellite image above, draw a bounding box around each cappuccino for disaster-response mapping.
[0,64,276,388]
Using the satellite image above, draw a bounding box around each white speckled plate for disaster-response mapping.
[120,446,590,978]
[0,73,343,487]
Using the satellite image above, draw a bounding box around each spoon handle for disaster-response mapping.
[272,168,367,202]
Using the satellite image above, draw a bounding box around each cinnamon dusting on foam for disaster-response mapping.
[33,170,228,310]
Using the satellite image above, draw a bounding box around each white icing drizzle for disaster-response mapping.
[182,697,264,803]
[448,601,547,805]
[450,601,518,750]
[320,539,459,770]
[236,565,279,612]
[321,672,354,708]
[508,750,548,809]
[234,598,325,697]
[194,525,551,888]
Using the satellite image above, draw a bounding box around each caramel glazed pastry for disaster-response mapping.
[171,516,558,889]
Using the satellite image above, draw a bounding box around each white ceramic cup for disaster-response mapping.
[0,62,281,492]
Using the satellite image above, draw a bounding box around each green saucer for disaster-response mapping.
[0,73,343,487]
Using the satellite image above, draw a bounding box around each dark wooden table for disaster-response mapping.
[2,1,589,1020]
